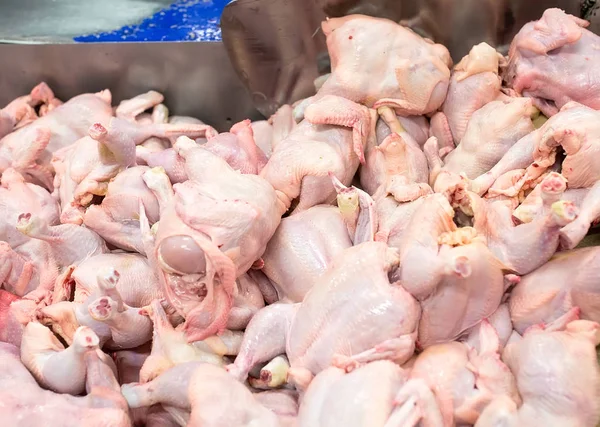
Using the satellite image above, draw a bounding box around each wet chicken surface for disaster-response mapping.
[2,8,600,427]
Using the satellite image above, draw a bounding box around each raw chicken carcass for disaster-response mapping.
[0,83,46,138]
[418,229,507,348]
[203,119,268,174]
[261,95,371,213]
[53,116,215,225]
[429,42,504,148]
[122,362,281,427]
[83,166,164,254]
[69,252,162,307]
[512,171,589,224]
[228,272,266,330]
[20,322,115,394]
[146,141,285,342]
[411,321,519,426]
[467,190,578,274]
[229,242,420,384]
[0,342,130,426]
[478,314,600,427]
[374,183,431,247]
[360,106,429,197]
[559,179,600,249]
[141,119,265,182]
[298,361,444,427]
[0,290,36,347]
[0,167,59,250]
[509,246,600,334]
[429,97,535,181]
[470,102,600,196]
[288,242,420,377]
[37,267,153,347]
[395,193,457,300]
[0,90,113,188]
[87,294,154,350]
[374,111,430,148]
[16,212,107,268]
[505,8,600,116]
[300,15,451,115]
[138,299,241,383]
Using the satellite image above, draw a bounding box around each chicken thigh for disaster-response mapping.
[20,322,113,394]
[360,106,429,197]
[411,321,519,426]
[559,179,600,249]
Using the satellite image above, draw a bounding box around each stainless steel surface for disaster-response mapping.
[0,42,262,130]
[221,0,328,117]
[0,0,173,43]
[221,0,600,117]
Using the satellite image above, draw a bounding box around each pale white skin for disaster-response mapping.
[298,360,444,427]
[560,179,600,249]
[418,238,506,348]
[0,342,130,427]
[150,140,285,342]
[287,242,420,376]
[513,171,588,224]
[16,212,107,268]
[261,95,370,213]
[0,91,113,188]
[506,8,600,116]
[395,193,457,300]
[477,317,600,427]
[139,299,240,383]
[20,323,116,395]
[87,295,153,350]
[509,246,600,334]
[83,166,162,254]
[310,15,451,114]
[468,190,578,275]
[412,321,520,426]
[38,267,131,346]
[122,362,279,426]
[0,170,60,300]
[435,97,535,180]
[71,252,163,307]
[261,205,352,303]
[470,103,600,196]
[429,42,503,147]
[360,107,429,197]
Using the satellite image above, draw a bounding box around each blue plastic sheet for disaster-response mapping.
[74,0,228,42]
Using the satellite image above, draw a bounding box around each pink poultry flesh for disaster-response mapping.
[2,8,600,427]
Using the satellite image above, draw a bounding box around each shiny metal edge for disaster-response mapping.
[0,42,262,130]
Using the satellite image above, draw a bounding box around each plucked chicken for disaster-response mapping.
[1,7,600,427]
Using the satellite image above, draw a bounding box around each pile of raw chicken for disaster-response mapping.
[2,7,600,427]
